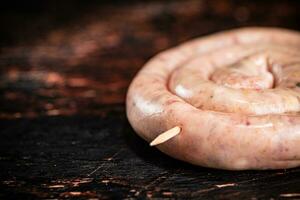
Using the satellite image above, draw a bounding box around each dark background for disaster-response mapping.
[1,0,300,199]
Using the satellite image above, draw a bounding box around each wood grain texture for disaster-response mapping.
[0,0,300,199]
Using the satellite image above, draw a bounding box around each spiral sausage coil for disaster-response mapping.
[126,28,300,170]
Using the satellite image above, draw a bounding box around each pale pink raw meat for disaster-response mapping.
[126,27,300,170]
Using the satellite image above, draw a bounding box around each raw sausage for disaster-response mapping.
[126,27,300,170]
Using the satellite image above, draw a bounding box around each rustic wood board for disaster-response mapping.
[1,0,300,199]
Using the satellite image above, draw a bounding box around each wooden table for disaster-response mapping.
[1,0,300,199]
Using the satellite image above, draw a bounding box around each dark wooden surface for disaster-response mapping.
[1,0,300,199]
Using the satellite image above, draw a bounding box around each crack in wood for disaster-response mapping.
[87,149,124,176]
